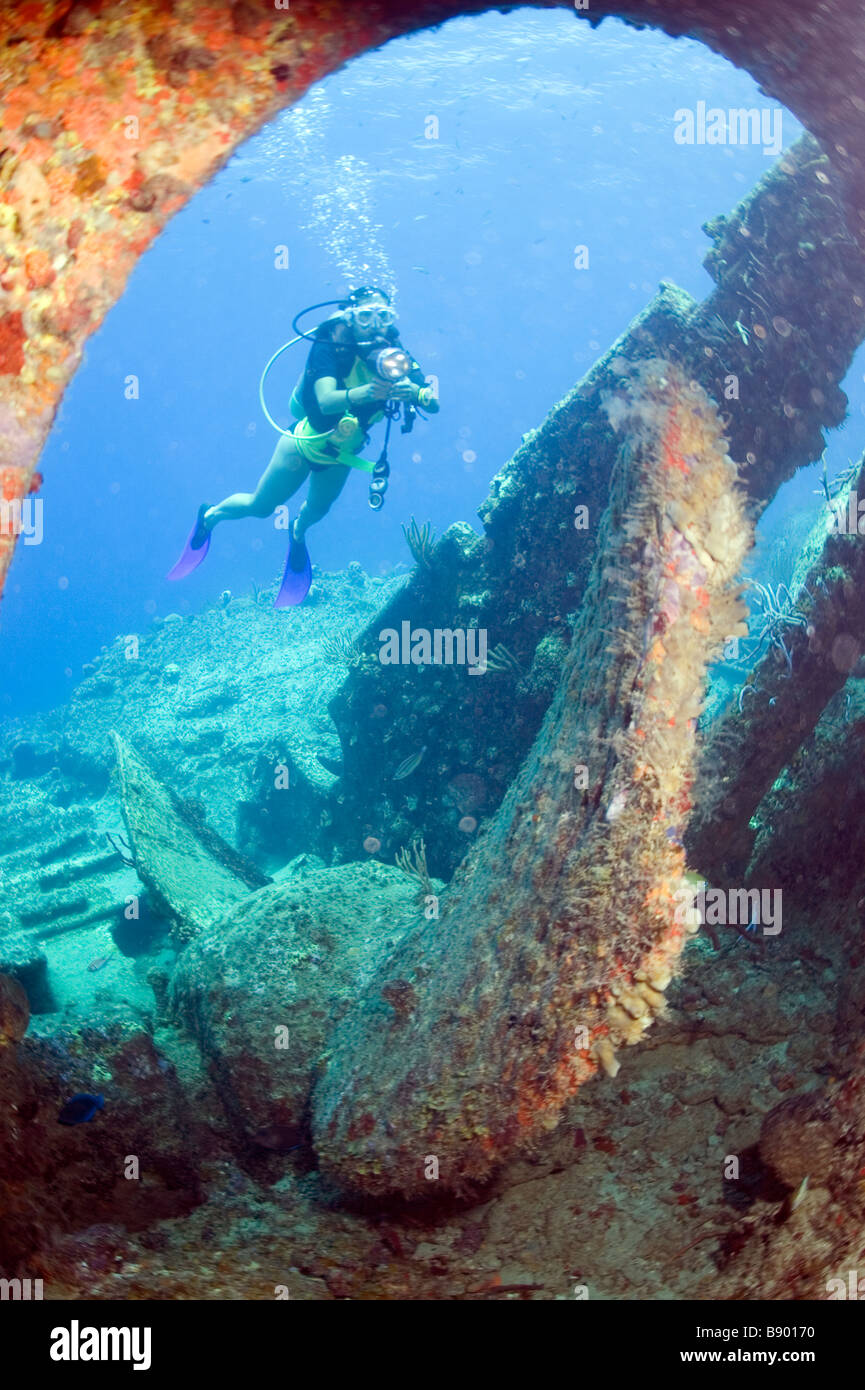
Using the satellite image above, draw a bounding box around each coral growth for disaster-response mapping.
[401,516,437,567]
[312,361,752,1199]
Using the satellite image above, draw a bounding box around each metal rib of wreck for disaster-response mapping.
[312,361,752,1199]
[112,733,270,940]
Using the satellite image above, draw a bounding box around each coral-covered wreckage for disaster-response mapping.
[2,0,865,1300]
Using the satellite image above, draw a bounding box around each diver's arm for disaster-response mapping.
[388,380,440,412]
[314,375,388,415]
[402,353,440,412]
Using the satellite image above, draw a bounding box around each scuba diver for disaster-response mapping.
[167,286,440,606]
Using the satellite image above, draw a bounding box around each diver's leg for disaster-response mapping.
[294,464,351,540]
[205,434,308,526]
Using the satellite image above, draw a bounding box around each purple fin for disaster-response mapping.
[274,525,311,607]
[167,505,211,581]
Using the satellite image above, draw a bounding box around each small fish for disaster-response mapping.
[58,1093,104,1126]
[790,1174,809,1212]
[393,746,427,781]
[87,953,114,973]
[250,1123,303,1153]
[411,265,430,274]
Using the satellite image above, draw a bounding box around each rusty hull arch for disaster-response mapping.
[0,0,864,597]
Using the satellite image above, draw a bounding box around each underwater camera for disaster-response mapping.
[362,345,425,512]
[365,345,412,383]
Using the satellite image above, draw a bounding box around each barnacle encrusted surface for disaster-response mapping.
[312,361,752,1199]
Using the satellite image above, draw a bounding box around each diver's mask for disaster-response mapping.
[349,302,397,335]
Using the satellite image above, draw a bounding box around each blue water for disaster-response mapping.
[1,7,861,714]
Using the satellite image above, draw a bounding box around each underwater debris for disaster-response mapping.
[112,733,270,940]
[401,516,437,567]
[313,360,752,1199]
[393,746,426,780]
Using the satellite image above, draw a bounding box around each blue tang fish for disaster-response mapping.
[57,1093,104,1126]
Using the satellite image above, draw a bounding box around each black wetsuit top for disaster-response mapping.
[301,334,427,434]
